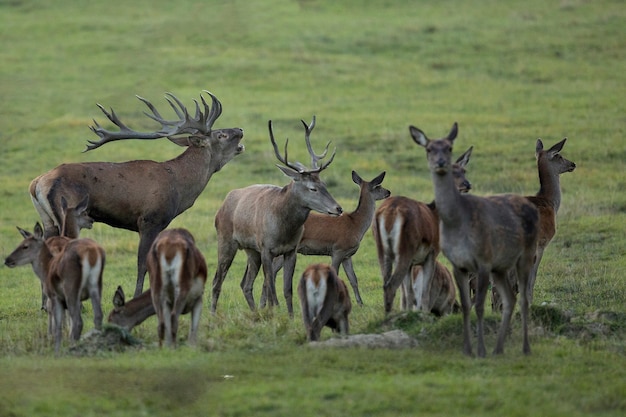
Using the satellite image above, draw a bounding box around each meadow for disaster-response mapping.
[0,0,625,416]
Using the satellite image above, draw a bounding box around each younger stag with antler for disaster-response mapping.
[148,228,207,348]
[412,123,539,356]
[30,91,244,298]
[212,117,342,317]
[4,223,105,353]
[298,263,352,341]
[271,170,390,306]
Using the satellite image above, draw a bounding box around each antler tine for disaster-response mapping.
[203,91,222,130]
[268,120,301,172]
[301,115,334,172]
[85,91,217,152]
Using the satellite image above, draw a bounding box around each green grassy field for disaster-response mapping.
[1,0,625,416]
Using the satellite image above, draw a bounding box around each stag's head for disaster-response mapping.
[86,90,244,167]
[269,116,342,216]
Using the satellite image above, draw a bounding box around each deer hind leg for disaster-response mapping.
[211,242,238,314]
[339,257,363,306]
[491,270,516,355]
[418,252,437,312]
[453,266,473,356]
[385,256,412,314]
[188,298,203,345]
[241,250,261,310]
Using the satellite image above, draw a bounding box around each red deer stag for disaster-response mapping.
[411,260,457,316]
[372,147,472,314]
[108,286,155,332]
[271,170,390,306]
[212,117,342,317]
[4,223,105,353]
[29,91,244,298]
[412,123,539,356]
[298,263,352,341]
[491,138,576,311]
[147,228,207,348]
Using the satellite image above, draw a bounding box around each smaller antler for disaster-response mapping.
[300,116,335,172]
[85,91,222,152]
[268,120,307,173]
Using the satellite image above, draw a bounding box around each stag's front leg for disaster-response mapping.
[281,250,298,318]
[135,227,164,297]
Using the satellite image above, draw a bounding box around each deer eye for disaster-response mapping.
[308,187,318,192]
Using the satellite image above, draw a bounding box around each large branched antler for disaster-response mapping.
[268,116,335,173]
[85,90,222,152]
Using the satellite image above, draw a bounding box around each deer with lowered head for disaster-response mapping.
[29,91,244,298]
[491,137,576,311]
[412,122,539,356]
[4,222,105,353]
[371,147,472,314]
[298,263,352,341]
[147,228,207,348]
[271,170,390,306]
[108,286,155,332]
[211,117,343,317]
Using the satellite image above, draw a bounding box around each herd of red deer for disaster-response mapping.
[4,90,576,356]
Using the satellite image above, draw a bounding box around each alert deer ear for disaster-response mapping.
[112,286,126,307]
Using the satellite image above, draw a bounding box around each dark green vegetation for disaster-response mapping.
[0,0,624,416]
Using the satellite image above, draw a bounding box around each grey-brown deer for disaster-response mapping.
[271,170,390,306]
[297,263,352,341]
[4,223,105,353]
[412,122,539,356]
[30,91,244,298]
[411,260,457,317]
[147,228,207,348]
[491,137,576,311]
[371,147,472,314]
[212,117,342,317]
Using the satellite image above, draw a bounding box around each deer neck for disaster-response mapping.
[431,170,464,226]
[280,183,314,226]
[536,161,562,212]
[349,189,377,238]
[117,290,155,330]
[164,147,217,207]
[32,245,53,284]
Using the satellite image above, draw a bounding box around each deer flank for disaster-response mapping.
[411,261,457,316]
[212,117,342,317]
[297,263,352,341]
[30,91,243,298]
[147,228,207,348]
[412,122,539,356]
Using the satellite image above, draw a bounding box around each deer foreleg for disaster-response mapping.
[491,270,516,355]
[419,252,437,312]
[453,266,473,356]
[340,257,363,306]
[281,250,297,318]
[135,227,165,298]
[474,268,491,358]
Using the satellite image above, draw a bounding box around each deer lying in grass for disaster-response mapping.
[4,223,105,353]
[271,170,390,306]
[298,263,352,341]
[147,228,207,348]
[108,286,155,332]
[412,122,539,356]
[212,117,342,317]
[491,138,576,311]
[30,91,244,298]
[371,147,472,314]
[411,260,457,316]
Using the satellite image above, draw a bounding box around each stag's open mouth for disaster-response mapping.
[236,143,245,155]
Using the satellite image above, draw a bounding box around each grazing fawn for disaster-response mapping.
[297,263,352,341]
[107,286,155,332]
[372,148,472,314]
[147,228,207,348]
[4,223,105,353]
[412,122,539,356]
